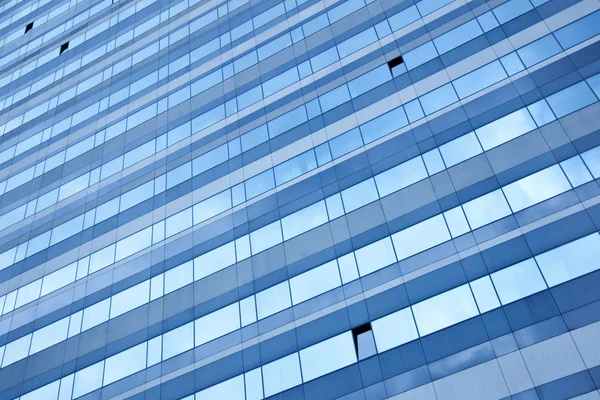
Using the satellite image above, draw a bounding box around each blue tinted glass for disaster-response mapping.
[554,10,600,49]
[274,151,317,185]
[246,170,275,199]
[388,5,420,31]
[434,20,483,55]
[500,52,525,75]
[360,107,408,144]
[337,28,378,58]
[310,47,340,71]
[268,106,307,137]
[587,73,600,98]
[517,35,562,67]
[546,81,597,118]
[319,85,351,112]
[493,0,533,25]
[417,0,452,16]
[420,84,458,115]
[241,125,269,152]
[330,128,363,159]
[453,61,507,99]
[527,99,556,127]
[348,64,391,98]
[403,41,438,70]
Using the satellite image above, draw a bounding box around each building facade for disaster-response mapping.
[1,0,600,398]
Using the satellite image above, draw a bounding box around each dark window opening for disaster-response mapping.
[387,55,404,70]
[60,42,69,54]
[25,22,33,33]
[352,323,377,360]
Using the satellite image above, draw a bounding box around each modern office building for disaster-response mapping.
[1,0,600,398]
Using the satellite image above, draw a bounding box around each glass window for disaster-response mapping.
[262,66,298,97]
[147,336,162,367]
[194,242,236,280]
[267,105,307,138]
[2,333,31,366]
[440,132,483,168]
[256,281,291,319]
[15,279,42,309]
[29,317,69,354]
[475,108,536,150]
[193,190,231,224]
[341,178,379,212]
[327,0,364,23]
[338,253,359,283]
[103,342,147,385]
[241,124,269,152]
[329,128,363,159]
[245,368,263,400]
[82,298,110,331]
[240,296,257,326]
[491,259,546,304]
[195,303,240,346]
[588,73,600,99]
[354,237,397,276]
[581,146,600,178]
[417,0,452,16]
[469,276,500,313]
[274,150,317,186]
[166,208,193,237]
[325,193,345,220]
[388,5,420,31]
[420,83,458,115]
[281,201,328,240]
[493,0,533,24]
[245,170,275,199]
[110,280,150,318]
[453,61,507,99]
[164,261,193,294]
[250,221,283,254]
[319,85,351,112]
[434,19,483,55]
[290,260,341,304]
[299,332,356,382]
[375,156,427,197]
[72,361,104,398]
[443,206,470,238]
[502,165,571,212]
[517,35,562,68]
[162,321,194,360]
[527,99,556,127]
[115,227,152,262]
[262,353,302,397]
[462,189,512,229]
[546,81,597,118]
[21,381,60,400]
[337,28,378,58]
[310,47,339,72]
[196,375,245,399]
[412,284,478,336]
[372,307,418,352]
[535,233,600,287]
[403,41,438,70]
[554,10,600,49]
[120,181,153,211]
[392,215,451,261]
[89,244,115,274]
[348,65,391,98]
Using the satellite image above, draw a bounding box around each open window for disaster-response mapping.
[25,22,33,33]
[352,323,377,360]
[387,55,404,70]
[60,42,69,54]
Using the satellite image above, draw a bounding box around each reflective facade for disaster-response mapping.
[1,0,600,398]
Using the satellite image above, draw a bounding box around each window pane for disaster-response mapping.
[250,221,283,254]
[299,332,356,382]
[412,284,478,336]
[439,132,483,168]
[262,353,302,397]
[502,165,571,212]
[392,215,451,261]
[110,280,150,318]
[195,303,240,346]
[475,108,536,151]
[194,242,236,280]
[341,178,379,212]
[289,260,341,304]
[462,190,512,230]
[281,201,328,240]
[354,237,397,276]
[256,281,291,319]
[196,375,245,399]
[162,322,194,359]
[375,157,427,197]
[73,361,104,398]
[372,307,418,352]
[491,259,546,304]
[103,342,147,385]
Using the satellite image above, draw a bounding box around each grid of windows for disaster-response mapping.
[1,0,600,399]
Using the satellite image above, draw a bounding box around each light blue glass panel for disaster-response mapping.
[262,67,299,97]
[319,85,351,112]
[454,61,507,99]
[493,0,533,24]
[360,107,408,144]
[341,178,379,212]
[195,303,240,345]
[245,368,263,400]
[337,27,378,58]
[475,108,536,150]
[546,81,597,118]
[348,64,391,98]
[2,334,31,366]
[469,276,500,313]
[193,190,231,224]
[388,5,420,31]
[110,280,149,318]
[259,34,292,60]
[439,132,483,167]
[403,41,438,70]
[420,83,458,115]
[330,128,363,159]
[354,237,397,276]
[162,322,194,359]
[327,0,364,23]
[560,156,593,187]
[166,208,193,237]
[281,201,328,240]
[194,242,236,280]
[405,99,424,122]
[303,14,328,36]
[392,215,451,260]
[196,376,245,400]
[262,354,302,397]
[250,221,282,254]
[326,193,345,220]
[516,35,562,67]
[41,262,77,296]
[164,261,193,294]
[246,170,275,199]
[502,165,571,212]
[267,106,307,137]
[434,19,483,55]
[256,281,291,319]
[443,206,470,238]
[554,10,600,49]
[241,125,269,151]
[21,381,59,400]
[491,259,546,304]
[310,47,339,71]
[588,73,600,98]
[581,146,600,178]
[527,99,556,126]
[535,233,600,287]
[477,11,499,32]
[238,86,263,110]
[289,260,341,304]
[72,361,104,398]
[371,307,418,352]
[423,148,445,175]
[462,189,512,229]
[103,343,147,385]
[275,151,317,186]
[299,332,356,382]
[81,299,110,331]
[315,142,332,165]
[374,156,427,197]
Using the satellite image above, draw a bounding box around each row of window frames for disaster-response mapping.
[1,143,598,352]
[2,62,597,260]
[0,80,597,312]
[9,230,599,400]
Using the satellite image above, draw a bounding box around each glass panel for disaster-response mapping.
[162,322,194,360]
[281,201,328,240]
[72,361,104,398]
[462,190,512,230]
[392,215,451,261]
[469,276,500,313]
[299,332,356,382]
[289,260,341,304]
[372,307,418,352]
[491,259,547,304]
[255,281,291,319]
[103,342,147,385]
[262,353,302,397]
[502,165,571,212]
[196,375,245,399]
[194,303,240,346]
[354,237,397,276]
[374,157,427,197]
